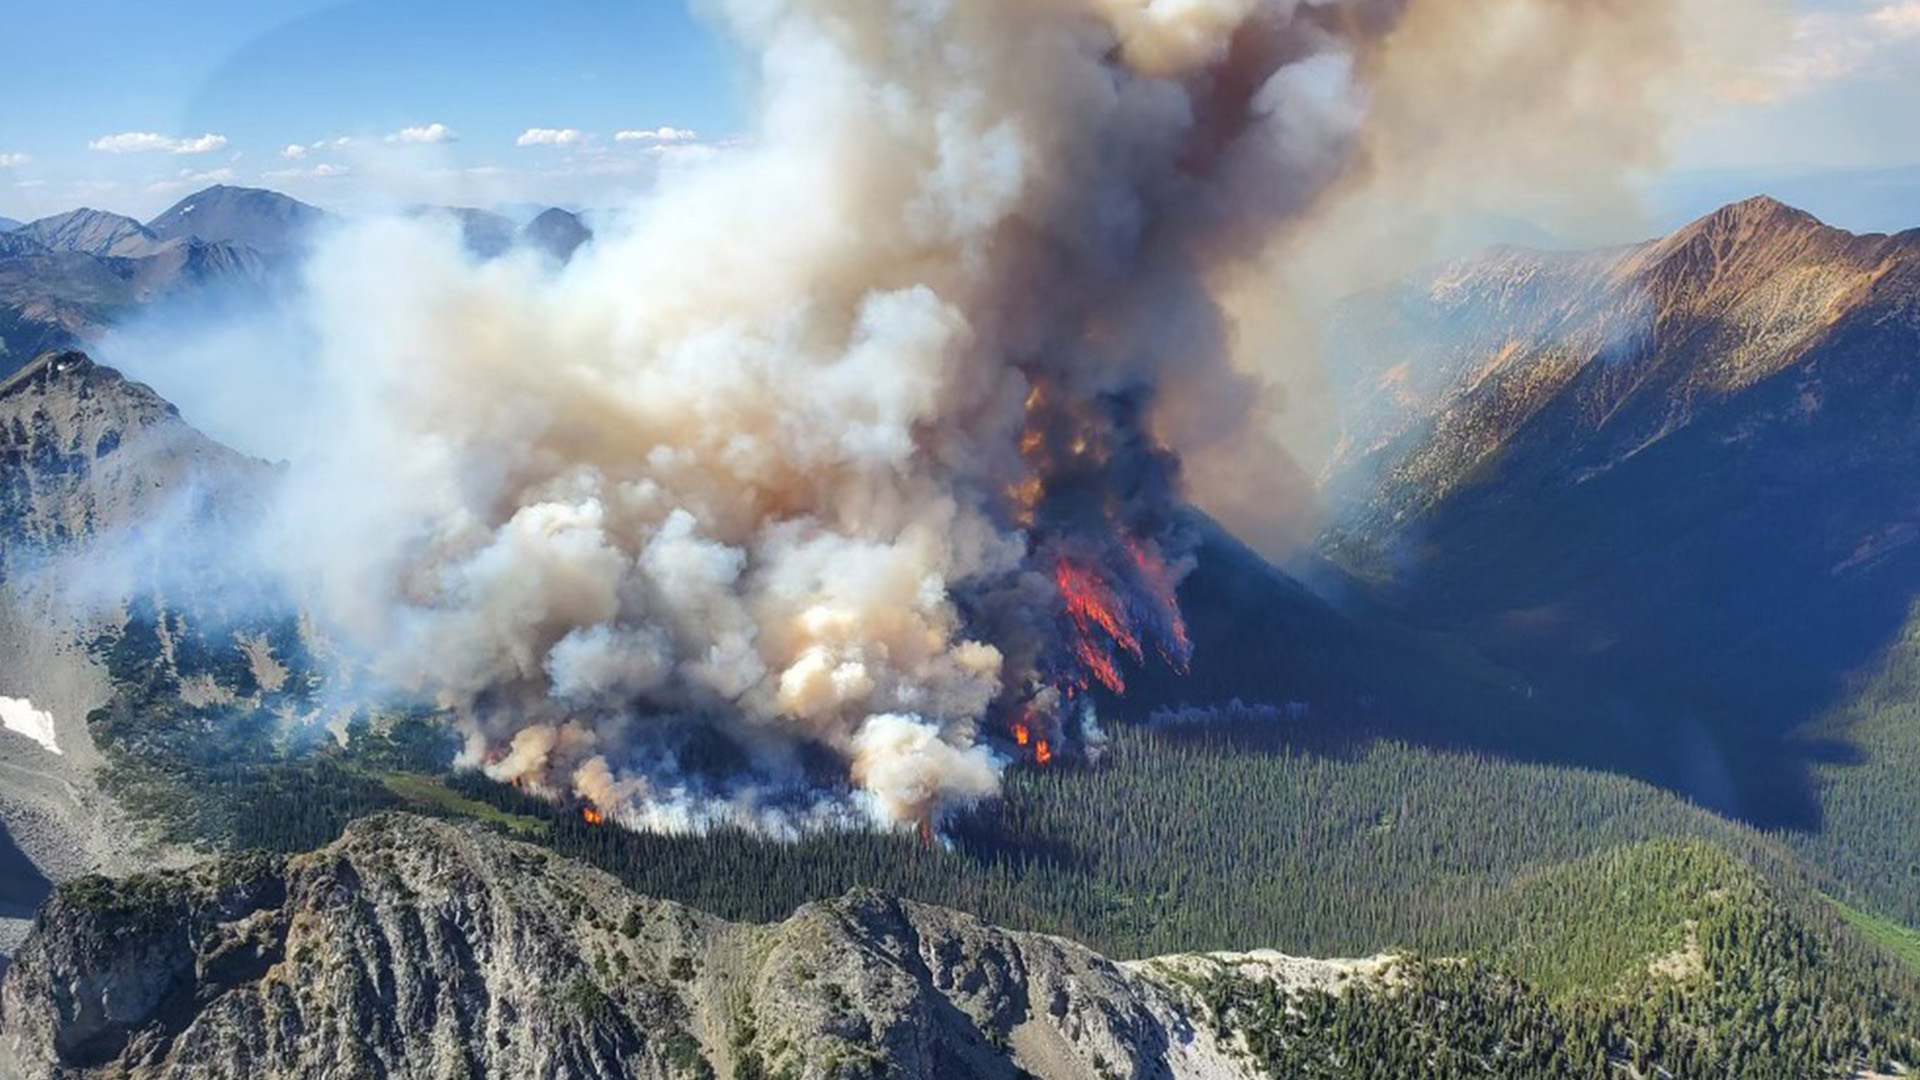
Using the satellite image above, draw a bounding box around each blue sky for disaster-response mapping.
[0,0,743,219]
[1,0,1918,228]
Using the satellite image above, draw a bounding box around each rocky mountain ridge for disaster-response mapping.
[1316,195,1920,826]
[0,813,1361,1080]
[9,213,160,261]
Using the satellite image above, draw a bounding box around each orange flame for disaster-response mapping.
[1054,556,1143,694]
[1035,739,1055,766]
[581,807,605,826]
[1013,723,1032,747]
[1126,539,1192,668]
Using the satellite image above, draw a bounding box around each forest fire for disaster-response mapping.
[1004,361,1197,772]
[581,807,605,826]
[1054,556,1145,695]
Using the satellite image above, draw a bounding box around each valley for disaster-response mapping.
[5,188,1920,1077]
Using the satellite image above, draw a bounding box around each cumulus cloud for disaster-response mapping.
[282,144,309,160]
[145,167,237,195]
[389,123,458,145]
[0,152,29,168]
[1728,0,1920,103]
[89,132,229,155]
[264,162,351,182]
[615,127,697,143]
[517,127,587,147]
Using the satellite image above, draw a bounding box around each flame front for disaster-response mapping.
[998,373,1197,768]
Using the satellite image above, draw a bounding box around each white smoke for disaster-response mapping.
[42,0,1754,843]
[225,0,1414,835]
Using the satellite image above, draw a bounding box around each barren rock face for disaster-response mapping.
[0,814,1282,1080]
[0,351,263,555]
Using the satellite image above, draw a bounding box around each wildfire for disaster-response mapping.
[1004,374,1195,768]
[581,807,605,826]
[1125,539,1192,670]
[1054,556,1144,694]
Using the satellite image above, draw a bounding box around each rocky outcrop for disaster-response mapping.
[0,814,1331,1080]
[0,353,273,962]
[0,351,265,554]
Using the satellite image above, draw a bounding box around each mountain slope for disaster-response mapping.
[0,352,268,961]
[4,815,1914,1080]
[0,241,276,379]
[1320,197,1920,828]
[412,205,518,258]
[0,814,1267,1080]
[146,185,327,254]
[521,207,592,262]
[13,211,159,260]
[0,351,263,551]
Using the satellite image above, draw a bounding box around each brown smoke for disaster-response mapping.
[249,0,1782,837]
[1190,0,1793,547]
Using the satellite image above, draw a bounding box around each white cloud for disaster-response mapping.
[389,123,457,145]
[0,152,30,168]
[1735,1,1920,103]
[615,126,698,143]
[518,127,587,147]
[1872,0,1920,33]
[282,144,308,160]
[264,162,351,182]
[173,133,229,155]
[89,132,230,155]
[145,167,237,195]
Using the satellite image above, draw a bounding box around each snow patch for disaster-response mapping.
[0,697,61,755]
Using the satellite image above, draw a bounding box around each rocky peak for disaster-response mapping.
[146,186,327,255]
[0,813,1299,1080]
[0,351,261,554]
[13,211,160,260]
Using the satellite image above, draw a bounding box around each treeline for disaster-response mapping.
[76,600,1920,1036]
[1204,842,1920,1079]
[443,721,1823,966]
[1784,601,1920,930]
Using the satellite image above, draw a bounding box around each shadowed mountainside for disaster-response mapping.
[1320,197,1920,828]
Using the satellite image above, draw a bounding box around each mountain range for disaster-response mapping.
[2,194,1920,1077]
[0,188,594,374]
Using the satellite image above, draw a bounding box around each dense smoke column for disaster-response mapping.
[270,0,1417,837]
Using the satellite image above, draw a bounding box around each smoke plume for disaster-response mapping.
[155,0,1764,836]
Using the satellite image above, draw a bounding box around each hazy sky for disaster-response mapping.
[1,0,1916,225]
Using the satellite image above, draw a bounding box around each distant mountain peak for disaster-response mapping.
[146,185,328,254]
[1666,195,1831,248]
[520,207,592,262]
[15,208,161,259]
